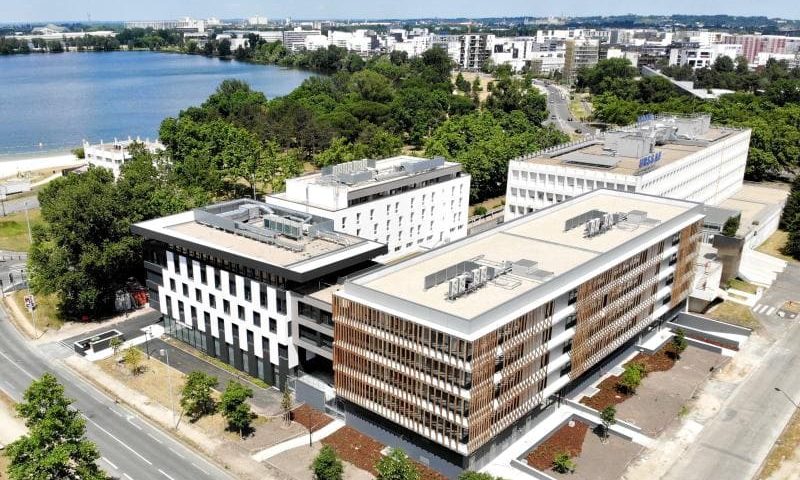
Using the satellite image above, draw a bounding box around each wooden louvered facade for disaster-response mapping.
[569,220,702,379]
[333,298,554,455]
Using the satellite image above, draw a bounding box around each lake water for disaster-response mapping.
[0,51,316,157]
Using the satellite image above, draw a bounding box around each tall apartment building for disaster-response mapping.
[436,34,493,71]
[504,115,751,222]
[267,156,470,262]
[563,38,599,84]
[720,34,799,63]
[333,190,703,476]
[83,137,164,179]
[132,200,387,391]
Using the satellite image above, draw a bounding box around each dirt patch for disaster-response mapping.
[291,404,333,431]
[630,344,678,374]
[322,426,446,480]
[526,420,590,471]
[758,406,800,479]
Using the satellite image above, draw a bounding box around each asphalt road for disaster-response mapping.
[664,263,800,480]
[0,306,235,480]
[534,80,592,136]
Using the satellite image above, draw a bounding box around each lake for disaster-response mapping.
[0,51,317,157]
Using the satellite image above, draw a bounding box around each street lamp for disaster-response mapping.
[159,348,176,428]
[143,327,152,359]
[774,387,800,408]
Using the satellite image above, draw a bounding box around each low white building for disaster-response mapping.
[669,43,742,69]
[83,138,164,179]
[504,114,751,221]
[266,156,470,262]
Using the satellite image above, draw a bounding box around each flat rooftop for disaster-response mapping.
[514,115,745,176]
[339,190,705,337]
[132,200,386,281]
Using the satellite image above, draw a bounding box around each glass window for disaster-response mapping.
[269,318,277,333]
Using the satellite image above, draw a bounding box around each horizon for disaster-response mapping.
[1,1,799,24]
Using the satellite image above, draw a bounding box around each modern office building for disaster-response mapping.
[333,189,703,475]
[83,137,164,179]
[504,114,751,222]
[283,28,322,52]
[132,199,387,391]
[563,38,599,84]
[668,42,742,69]
[267,156,471,262]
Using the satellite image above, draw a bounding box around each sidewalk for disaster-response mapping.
[142,337,284,416]
[251,419,345,462]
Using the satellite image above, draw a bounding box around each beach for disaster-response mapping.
[0,152,83,179]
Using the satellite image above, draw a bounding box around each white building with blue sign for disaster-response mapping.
[504,114,751,221]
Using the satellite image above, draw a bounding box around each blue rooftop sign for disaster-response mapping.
[639,151,663,170]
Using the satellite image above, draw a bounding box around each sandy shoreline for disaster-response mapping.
[0,152,84,179]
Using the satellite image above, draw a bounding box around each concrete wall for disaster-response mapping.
[295,377,327,412]
[711,235,745,283]
[674,312,752,336]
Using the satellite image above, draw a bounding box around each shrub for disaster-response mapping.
[473,205,488,216]
[311,445,343,480]
[552,452,576,474]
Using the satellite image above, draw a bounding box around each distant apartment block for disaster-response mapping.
[333,190,703,476]
[668,42,742,69]
[283,28,322,52]
[504,115,751,221]
[563,38,599,84]
[436,34,493,71]
[267,156,470,262]
[83,137,164,179]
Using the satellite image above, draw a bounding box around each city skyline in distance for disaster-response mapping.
[1,0,799,23]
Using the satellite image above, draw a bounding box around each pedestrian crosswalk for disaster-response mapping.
[753,303,777,315]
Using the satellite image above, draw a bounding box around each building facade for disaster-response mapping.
[83,138,164,179]
[132,200,387,391]
[504,115,751,222]
[333,190,704,475]
[267,156,471,262]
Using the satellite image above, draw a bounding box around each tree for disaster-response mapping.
[110,337,123,358]
[600,405,617,443]
[6,374,108,480]
[473,205,488,216]
[552,452,576,474]
[180,371,218,421]
[722,214,741,237]
[282,388,293,426]
[217,39,232,57]
[220,381,253,436]
[455,72,471,93]
[672,329,688,360]
[311,444,344,480]
[28,167,144,318]
[375,448,420,480]
[123,346,144,375]
[619,362,646,394]
[780,176,800,231]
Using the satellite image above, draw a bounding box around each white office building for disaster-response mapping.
[266,156,471,262]
[668,43,742,69]
[504,114,752,221]
[83,137,164,179]
[132,200,388,390]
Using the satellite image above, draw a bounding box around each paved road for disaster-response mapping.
[0,306,235,480]
[534,80,595,137]
[664,263,800,480]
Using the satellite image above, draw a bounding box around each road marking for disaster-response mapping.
[123,474,134,480]
[753,304,765,313]
[147,432,163,444]
[191,462,208,474]
[169,447,185,459]
[81,415,152,465]
[766,306,777,316]
[109,407,124,417]
[158,469,177,480]
[0,349,37,380]
[101,457,118,470]
[126,416,143,430]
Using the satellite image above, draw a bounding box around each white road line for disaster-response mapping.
[123,474,134,480]
[101,457,118,470]
[753,304,765,313]
[158,469,177,480]
[169,447,185,459]
[126,416,143,430]
[110,407,124,418]
[147,432,163,444]
[0,349,37,380]
[81,415,152,465]
[766,306,777,316]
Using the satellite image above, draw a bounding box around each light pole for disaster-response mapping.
[144,327,152,359]
[24,201,32,244]
[160,348,176,428]
[774,387,800,408]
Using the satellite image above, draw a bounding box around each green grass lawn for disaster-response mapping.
[756,230,797,263]
[0,209,41,252]
[705,301,760,330]
[7,290,63,331]
[726,278,759,294]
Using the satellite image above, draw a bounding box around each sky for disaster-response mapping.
[1,0,799,23]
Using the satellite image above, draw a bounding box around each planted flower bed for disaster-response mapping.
[323,426,447,480]
[526,420,590,471]
[290,404,333,430]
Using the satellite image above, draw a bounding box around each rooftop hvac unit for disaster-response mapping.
[458,274,468,294]
[479,265,490,283]
[471,268,482,287]
[448,278,460,299]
